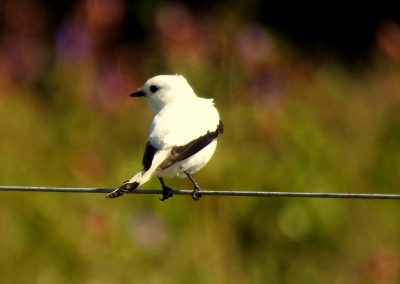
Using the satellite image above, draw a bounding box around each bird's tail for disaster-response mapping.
[106,171,143,198]
[107,149,171,199]
[106,181,139,198]
[106,169,155,198]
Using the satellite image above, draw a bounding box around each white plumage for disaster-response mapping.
[107,75,223,200]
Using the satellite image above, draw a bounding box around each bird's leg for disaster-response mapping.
[185,172,202,200]
[158,177,173,201]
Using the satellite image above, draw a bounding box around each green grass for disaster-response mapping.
[1,57,400,283]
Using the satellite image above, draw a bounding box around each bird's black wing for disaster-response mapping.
[157,120,224,170]
[142,142,157,171]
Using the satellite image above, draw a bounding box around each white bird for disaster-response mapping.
[107,74,223,200]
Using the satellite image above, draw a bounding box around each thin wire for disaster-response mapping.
[0,186,400,199]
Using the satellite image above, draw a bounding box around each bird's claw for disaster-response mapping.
[159,186,173,201]
[191,187,202,201]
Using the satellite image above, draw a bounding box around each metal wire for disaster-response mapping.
[0,186,400,199]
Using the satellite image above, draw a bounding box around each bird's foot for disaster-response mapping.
[184,172,202,201]
[160,185,174,201]
[191,186,202,201]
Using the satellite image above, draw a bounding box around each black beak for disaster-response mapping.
[129,90,146,97]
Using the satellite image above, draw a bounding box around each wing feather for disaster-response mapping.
[142,142,157,171]
[157,120,223,170]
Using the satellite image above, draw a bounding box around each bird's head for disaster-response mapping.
[130,75,196,113]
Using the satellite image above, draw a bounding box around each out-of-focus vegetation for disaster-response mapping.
[1,0,400,283]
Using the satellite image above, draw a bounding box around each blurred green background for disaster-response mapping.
[1,0,400,283]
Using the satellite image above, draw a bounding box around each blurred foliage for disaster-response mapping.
[1,0,400,283]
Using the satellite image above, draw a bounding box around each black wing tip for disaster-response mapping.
[143,142,157,171]
[218,120,224,134]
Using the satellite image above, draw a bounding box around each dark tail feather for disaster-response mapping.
[106,181,139,198]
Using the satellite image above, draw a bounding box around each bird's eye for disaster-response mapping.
[149,85,159,93]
